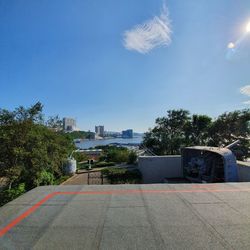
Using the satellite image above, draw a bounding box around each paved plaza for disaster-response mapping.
[1,183,250,249]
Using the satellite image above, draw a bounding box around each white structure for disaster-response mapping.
[63,117,76,131]
[95,125,104,137]
[64,158,77,175]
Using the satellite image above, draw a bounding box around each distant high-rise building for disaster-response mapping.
[95,125,104,137]
[122,129,133,138]
[63,117,76,131]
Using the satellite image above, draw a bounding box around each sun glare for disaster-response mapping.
[246,21,250,33]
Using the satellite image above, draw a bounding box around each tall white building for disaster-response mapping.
[63,118,76,131]
[95,125,104,137]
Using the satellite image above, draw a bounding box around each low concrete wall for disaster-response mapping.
[138,156,182,184]
[138,157,250,184]
[237,161,250,182]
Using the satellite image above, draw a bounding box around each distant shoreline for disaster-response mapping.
[81,135,143,141]
[75,135,144,149]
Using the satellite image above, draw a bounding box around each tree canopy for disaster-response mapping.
[143,109,250,159]
[0,102,74,190]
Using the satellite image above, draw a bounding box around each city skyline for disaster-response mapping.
[62,118,140,134]
[1,0,250,132]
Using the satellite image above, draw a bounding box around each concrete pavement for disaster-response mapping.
[1,183,250,249]
[61,173,89,185]
[62,171,109,185]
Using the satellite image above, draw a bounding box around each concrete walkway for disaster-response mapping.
[62,171,108,185]
[1,183,250,249]
[61,173,89,185]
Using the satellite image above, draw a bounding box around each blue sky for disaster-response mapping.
[0,0,250,132]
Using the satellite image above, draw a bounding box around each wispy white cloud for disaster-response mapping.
[122,3,172,54]
[243,100,250,105]
[240,85,250,105]
[240,85,250,96]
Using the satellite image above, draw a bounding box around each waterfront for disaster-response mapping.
[75,135,144,149]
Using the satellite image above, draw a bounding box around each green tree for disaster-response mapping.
[46,115,63,131]
[72,152,89,162]
[209,110,250,160]
[62,130,95,140]
[106,148,129,163]
[143,109,190,155]
[185,114,212,146]
[0,103,74,190]
[96,145,131,163]
[143,108,250,160]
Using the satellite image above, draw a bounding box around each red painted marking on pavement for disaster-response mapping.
[191,184,219,189]
[1,188,250,237]
[0,193,56,237]
[54,188,250,195]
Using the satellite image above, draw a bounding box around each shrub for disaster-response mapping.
[101,167,142,184]
[35,170,54,186]
[95,161,115,168]
[127,151,137,164]
[0,183,26,206]
[72,152,89,162]
[95,145,130,163]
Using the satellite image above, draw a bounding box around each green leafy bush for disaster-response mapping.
[77,162,89,169]
[101,167,142,184]
[61,131,95,140]
[35,170,54,186]
[95,161,115,167]
[72,152,89,162]
[127,151,137,164]
[0,183,26,206]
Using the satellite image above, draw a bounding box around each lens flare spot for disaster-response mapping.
[227,42,235,49]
